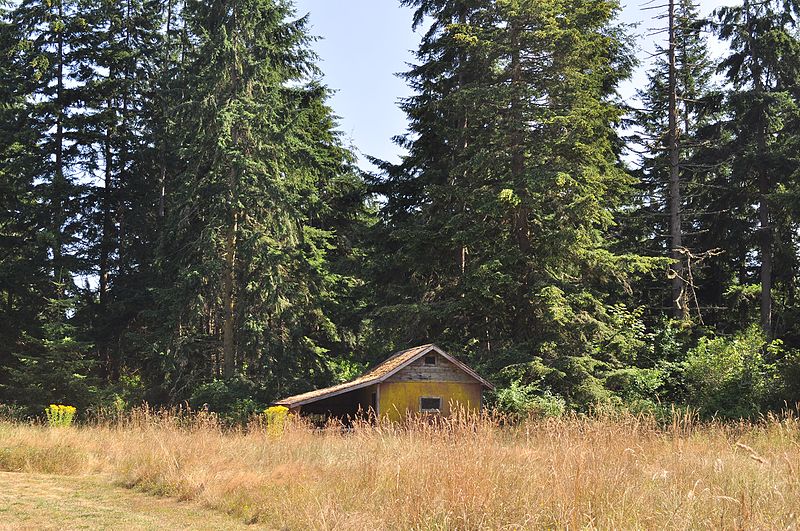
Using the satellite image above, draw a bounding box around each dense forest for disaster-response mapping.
[1,0,799,421]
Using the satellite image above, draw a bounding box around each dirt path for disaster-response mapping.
[0,472,253,530]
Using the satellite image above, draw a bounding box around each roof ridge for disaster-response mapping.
[363,343,434,371]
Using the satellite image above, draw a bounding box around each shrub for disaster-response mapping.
[494,382,565,420]
[604,367,664,402]
[526,392,567,418]
[263,406,289,435]
[684,325,776,419]
[45,404,77,427]
[189,377,264,424]
[769,343,800,410]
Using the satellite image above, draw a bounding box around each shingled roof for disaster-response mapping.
[274,344,493,409]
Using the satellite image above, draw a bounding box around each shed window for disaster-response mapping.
[424,355,437,365]
[420,397,442,412]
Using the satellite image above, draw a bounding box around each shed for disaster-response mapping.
[274,344,494,421]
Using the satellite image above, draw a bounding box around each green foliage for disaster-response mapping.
[263,405,289,435]
[494,383,566,420]
[372,0,660,412]
[604,367,664,402]
[327,357,367,384]
[1,0,799,421]
[774,347,800,408]
[45,404,76,427]
[189,377,265,424]
[2,297,97,416]
[149,0,369,398]
[684,326,775,418]
[98,374,146,417]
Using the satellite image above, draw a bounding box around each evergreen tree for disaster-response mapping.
[0,0,96,410]
[151,0,367,400]
[0,2,47,394]
[623,0,716,323]
[370,0,492,350]
[3,0,799,419]
[374,0,657,407]
[64,0,165,380]
[9,0,88,297]
[709,0,800,339]
[2,296,96,414]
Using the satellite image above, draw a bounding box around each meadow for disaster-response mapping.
[1,408,799,530]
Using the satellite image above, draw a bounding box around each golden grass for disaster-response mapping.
[1,408,799,530]
[0,471,251,530]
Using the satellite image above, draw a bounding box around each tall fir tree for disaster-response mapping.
[373,0,658,407]
[709,0,800,340]
[70,0,164,380]
[7,0,88,294]
[370,0,492,350]
[0,0,97,411]
[150,0,367,401]
[622,0,716,324]
[0,1,45,395]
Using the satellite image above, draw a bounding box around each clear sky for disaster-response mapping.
[293,0,731,169]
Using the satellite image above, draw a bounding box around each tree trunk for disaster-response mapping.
[758,145,772,339]
[53,0,65,293]
[509,20,531,341]
[158,0,173,221]
[509,24,529,254]
[222,207,237,378]
[99,104,113,307]
[223,3,240,379]
[456,6,468,276]
[744,0,772,338]
[117,0,132,275]
[668,0,688,320]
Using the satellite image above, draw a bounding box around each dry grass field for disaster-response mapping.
[1,409,799,530]
[0,471,250,530]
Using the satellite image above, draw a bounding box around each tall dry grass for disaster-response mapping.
[1,407,799,529]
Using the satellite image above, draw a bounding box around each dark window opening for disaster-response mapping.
[420,397,442,412]
[371,392,377,412]
[424,355,436,365]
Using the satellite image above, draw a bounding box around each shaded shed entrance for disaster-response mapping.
[294,383,377,418]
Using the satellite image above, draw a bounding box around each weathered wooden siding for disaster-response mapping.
[385,352,475,383]
[378,381,482,422]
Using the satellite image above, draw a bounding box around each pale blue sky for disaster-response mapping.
[294,0,731,169]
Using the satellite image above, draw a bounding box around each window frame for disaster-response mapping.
[424,355,437,366]
[419,396,442,413]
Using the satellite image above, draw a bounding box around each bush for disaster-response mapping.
[770,344,800,410]
[189,377,264,424]
[549,355,614,410]
[526,392,567,418]
[263,406,289,435]
[604,367,664,402]
[45,404,77,427]
[494,382,565,420]
[684,325,776,419]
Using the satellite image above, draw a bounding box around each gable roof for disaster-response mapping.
[274,344,494,409]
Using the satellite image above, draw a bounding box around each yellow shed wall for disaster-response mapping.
[378,381,482,421]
